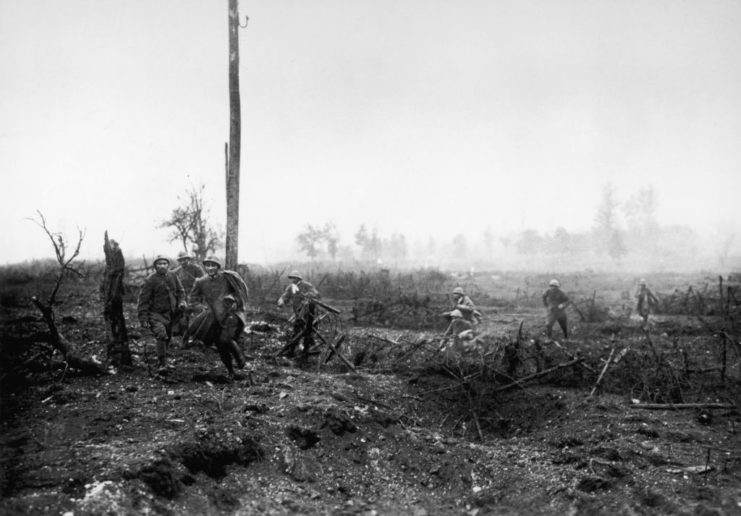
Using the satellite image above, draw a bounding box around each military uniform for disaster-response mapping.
[171,261,204,340]
[444,290,479,339]
[190,267,248,376]
[636,283,659,326]
[278,276,320,358]
[137,270,186,368]
[173,262,204,293]
[453,295,478,322]
[543,285,569,339]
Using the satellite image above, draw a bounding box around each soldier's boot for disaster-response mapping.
[216,342,236,377]
[284,336,298,358]
[228,340,246,369]
[156,340,168,373]
[301,336,315,359]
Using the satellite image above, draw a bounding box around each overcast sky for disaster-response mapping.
[1,0,740,265]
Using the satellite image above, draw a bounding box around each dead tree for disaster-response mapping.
[29,212,106,375]
[102,231,131,366]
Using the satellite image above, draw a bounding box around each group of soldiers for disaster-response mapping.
[136,252,319,376]
[138,251,661,376]
[442,278,660,344]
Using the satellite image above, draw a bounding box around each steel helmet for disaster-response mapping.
[639,278,647,285]
[177,251,192,260]
[287,270,303,280]
[153,255,170,266]
[452,287,465,296]
[549,279,560,287]
[203,255,222,268]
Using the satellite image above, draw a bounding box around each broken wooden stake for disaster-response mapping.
[629,403,735,410]
[315,331,355,371]
[589,346,616,398]
[493,358,582,393]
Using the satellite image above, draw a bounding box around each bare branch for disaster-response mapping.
[28,212,86,305]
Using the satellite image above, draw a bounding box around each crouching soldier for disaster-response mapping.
[277,271,320,359]
[189,256,248,377]
[137,255,186,373]
[543,279,569,340]
[442,287,481,341]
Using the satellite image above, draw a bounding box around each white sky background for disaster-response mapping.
[1,0,740,266]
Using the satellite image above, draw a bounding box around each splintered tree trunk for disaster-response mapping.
[103,232,131,366]
[225,0,242,271]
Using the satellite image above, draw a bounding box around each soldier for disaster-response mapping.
[171,251,204,342]
[442,287,481,339]
[277,271,320,359]
[543,279,569,340]
[189,256,248,378]
[137,255,186,372]
[635,278,659,327]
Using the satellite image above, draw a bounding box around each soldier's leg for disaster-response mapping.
[639,306,649,326]
[181,311,191,346]
[286,319,304,357]
[215,340,235,376]
[558,313,568,339]
[545,311,556,338]
[220,315,245,369]
[150,319,170,369]
[300,304,317,357]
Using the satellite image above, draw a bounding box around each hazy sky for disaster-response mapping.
[2,0,740,265]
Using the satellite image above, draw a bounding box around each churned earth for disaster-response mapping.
[1,284,740,515]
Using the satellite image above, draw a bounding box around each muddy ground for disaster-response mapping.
[1,275,740,515]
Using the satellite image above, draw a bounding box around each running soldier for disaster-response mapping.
[137,255,186,372]
[189,256,248,377]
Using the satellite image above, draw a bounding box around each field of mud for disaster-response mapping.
[1,269,740,515]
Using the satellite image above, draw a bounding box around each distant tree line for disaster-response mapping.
[157,183,706,269]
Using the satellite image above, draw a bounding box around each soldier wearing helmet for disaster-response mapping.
[171,251,204,343]
[277,271,321,359]
[450,287,479,322]
[543,279,570,340]
[635,278,659,328]
[172,251,204,292]
[442,287,481,339]
[189,255,249,377]
[137,255,186,372]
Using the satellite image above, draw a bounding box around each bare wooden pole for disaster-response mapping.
[718,276,727,382]
[225,0,244,270]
